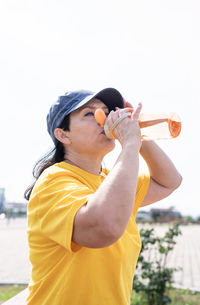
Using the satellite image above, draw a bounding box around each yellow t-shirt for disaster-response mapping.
[26,162,150,305]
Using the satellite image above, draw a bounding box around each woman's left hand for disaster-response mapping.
[123,100,134,110]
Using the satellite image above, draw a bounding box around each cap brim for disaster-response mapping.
[94,88,124,112]
[72,88,124,113]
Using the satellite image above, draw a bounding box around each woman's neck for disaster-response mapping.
[64,152,103,175]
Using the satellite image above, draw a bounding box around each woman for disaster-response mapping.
[25,87,182,305]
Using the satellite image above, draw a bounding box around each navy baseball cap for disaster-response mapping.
[47,87,124,144]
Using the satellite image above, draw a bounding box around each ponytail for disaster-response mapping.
[24,114,70,201]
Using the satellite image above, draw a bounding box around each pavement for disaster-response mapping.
[0,217,200,291]
[0,217,31,284]
[137,223,200,292]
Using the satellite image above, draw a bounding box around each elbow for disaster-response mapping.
[90,220,124,248]
[171,174,183,191]
[99,220,125,247]
[100,209,132,246]
[174,174,183,189]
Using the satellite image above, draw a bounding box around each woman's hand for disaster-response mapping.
[105,103,142,149]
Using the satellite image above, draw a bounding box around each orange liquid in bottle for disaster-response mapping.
[168,120,182,138]
[139,112,181,140]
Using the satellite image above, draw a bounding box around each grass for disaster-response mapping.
[0,285,27,302]
[131,288,200,305]
[168,288,200,305]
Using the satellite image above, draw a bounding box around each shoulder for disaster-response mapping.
[30,162,83,198]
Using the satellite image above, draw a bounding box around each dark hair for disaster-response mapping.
[24,115,70,201]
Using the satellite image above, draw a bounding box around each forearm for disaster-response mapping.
[140,141,182,189]
[87,142,139,236]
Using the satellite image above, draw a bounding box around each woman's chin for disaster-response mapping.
[103,139,116,153]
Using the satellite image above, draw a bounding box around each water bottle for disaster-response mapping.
[94,109,181,141]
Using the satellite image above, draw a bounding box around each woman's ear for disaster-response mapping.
[54,128,71,145]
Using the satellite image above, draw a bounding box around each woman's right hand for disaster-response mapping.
[105,103,142,149]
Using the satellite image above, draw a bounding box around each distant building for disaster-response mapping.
[4,202,27,215]
[0,188,5,213]
[136,210,151,222]
[150,206,182,223]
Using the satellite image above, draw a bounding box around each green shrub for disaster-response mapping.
[133,223,182,305]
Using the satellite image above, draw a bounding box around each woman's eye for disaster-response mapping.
[85,112,94,116]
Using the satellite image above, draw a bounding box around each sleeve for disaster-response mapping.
[132,173,150,218]
[37,176,93,253]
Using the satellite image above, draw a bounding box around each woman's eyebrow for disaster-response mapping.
[81,105,108,110]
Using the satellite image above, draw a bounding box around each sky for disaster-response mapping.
[0,0,199,217]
